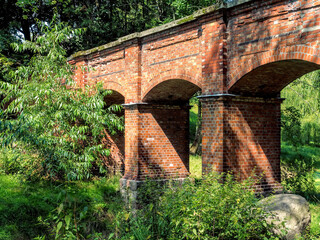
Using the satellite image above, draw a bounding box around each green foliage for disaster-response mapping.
[116,174,281,240]
[309,201,320,239]
[1,0,221,55]
[0,21,124,181]
[189,97,199,142]
[166,0,219,20]
[281,70,320,146]
[0,174,58,239]
[0,173,123,239]
[281,106,302,148]
[0,144,48,180]
[0,147,20,175]
[190,154,202,179]
[281,143,317,198]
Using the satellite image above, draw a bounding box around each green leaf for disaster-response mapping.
[55,221,62,239]
[57,203,64,214]
[193,228,197,235]
[108,233,114,239]
[65,214,71,230]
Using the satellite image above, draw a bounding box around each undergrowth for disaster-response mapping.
[114,173,282,240]
[0,173,122,239]
[1,143,320,239]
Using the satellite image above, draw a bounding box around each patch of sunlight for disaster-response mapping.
[190,155,202,179]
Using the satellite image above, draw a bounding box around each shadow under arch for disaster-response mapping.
[224,59,320,191]
[102,90,125,175]
[229,60,320,97]
[143,79,201,104]
[138,78,201,179]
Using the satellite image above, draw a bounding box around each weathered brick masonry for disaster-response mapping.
[68,0,320,191]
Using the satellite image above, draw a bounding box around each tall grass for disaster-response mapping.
[190,155,202,179]
[0,172,122,239]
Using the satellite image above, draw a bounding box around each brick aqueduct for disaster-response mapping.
[69,0,320,192]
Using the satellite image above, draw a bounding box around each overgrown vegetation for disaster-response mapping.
[0,171,122,239]
[281,70,320,146]
[114,173,282,240]
[0,21,124,181]
[1,0,221,59]
[281,143,318,199]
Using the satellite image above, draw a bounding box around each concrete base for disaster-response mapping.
[120,178,188,209]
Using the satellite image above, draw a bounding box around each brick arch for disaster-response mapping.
[143,70,202,103]
[228,45,320,97]
[103,81,126,101]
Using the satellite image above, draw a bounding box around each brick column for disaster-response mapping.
[122,104,140,180]
[223,96,282,192]
[121,103,191,206]
[137,104,190,180]
[122,103,190,180]
[200,96,225,174]
[201,95,283,192]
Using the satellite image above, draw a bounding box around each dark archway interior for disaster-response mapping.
[229,60,320,97]
[143,79,201,104]
[104,90,125,105]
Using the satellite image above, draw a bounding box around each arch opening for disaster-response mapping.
[280,70,320,193]
[139,79,202,180]
[229,60,320,97]
[104,90,125,106]
[102,90,125,175]
[143,79,201,104]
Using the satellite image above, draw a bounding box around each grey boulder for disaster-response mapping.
[259,194,311,240]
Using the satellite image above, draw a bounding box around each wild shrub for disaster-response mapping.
[281,106,302,149]
[281,144,316,198]
[115,173,281,240]
[0,174,123,240]
[0,147,20,174]
[0,20,124,181]
[36,177,124,240]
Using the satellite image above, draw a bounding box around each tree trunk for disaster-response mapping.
[21,19,31,41]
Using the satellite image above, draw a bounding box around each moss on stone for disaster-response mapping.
[177,15,196,25]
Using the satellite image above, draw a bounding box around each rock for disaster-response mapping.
[259,194,311,240]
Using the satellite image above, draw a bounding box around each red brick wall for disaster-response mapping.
[201,98,224,174]
[227,0,320,93]
[102,91,125,174]
[138,105,190,180]
[124,106,139,179]
[223,97,282,191]
[141,24,203,98]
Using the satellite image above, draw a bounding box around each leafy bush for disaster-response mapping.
[0,147,20,175]
[115,173,281,240]
[0,20,124,181]
[281,106,302,148]
[281,144,316,198]
[37,177,124,240]
[0,145,47,181]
